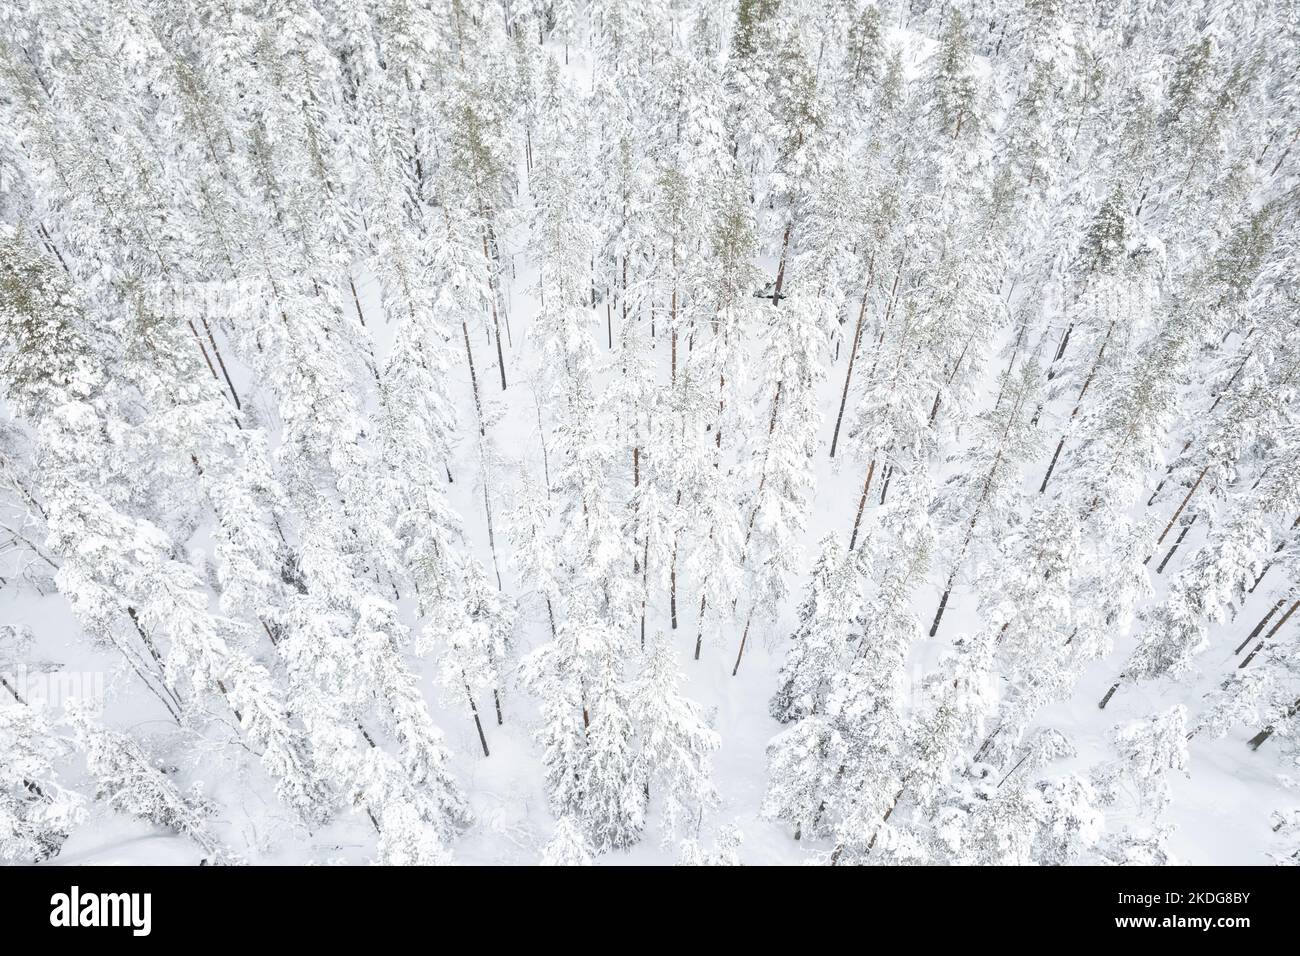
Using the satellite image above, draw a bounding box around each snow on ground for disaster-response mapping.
[7,27,1294,868]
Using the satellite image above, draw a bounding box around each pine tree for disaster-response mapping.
[0,686,83,863]
[541,815,595,865]
[770,536,865,723]
[70,704,238,865]
[631,635,719,841]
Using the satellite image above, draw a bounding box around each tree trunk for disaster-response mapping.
[670,243,679,384]
[482,231,508,391]
[732,611,753,676]
[1098,679,1121,709]
[461,320,485,435]
[465,683,490,757]
[1147,464,1208,560]
[829,271,874,459]
[848,458,876,552]
[1047,322,1074,376]
[1236,597,1287,655]
[742,381,785,550]
[1155,513,1197,574]
[928,419,1021,638]
[1249,516,1299,593]
[186,319,222,388]
[1249,697,1300,750]
[483,479,503,591]
[694,594,707,660]
[716,373,726,452]
[928,572,955,638]
[1039,327,1110,493]
[200,317,242,410]
[1237,599,1299,669]
[670,534,678,630]
[1148,351,1252,506]
[772,222,792,305]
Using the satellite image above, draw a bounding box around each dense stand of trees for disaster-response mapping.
[1,0,1298,865]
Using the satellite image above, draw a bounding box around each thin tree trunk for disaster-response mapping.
[200,317,241,410]
[694,594,707,660]
[1098,679,1121,709]
[1269,127,1299,176]
[670,481,679,631]
[742,382,785,550]
[1147,353,1251,504]
[830,271,873,459]
[772,223,792,304]
[484,480,503,591]
[1146,464,1208,560]
[670,243,678,384]
[482,230,508,390]
[465,683,490,757]
[878,462,894,504]
[929,412,1022,637]
[1237,599,1299,669]
[1236,597,1287,655]
[461,320,485,435]
[1155,513,1197,574]
[186,319,221,386]
[848,458,876,552]
[1047,322,1074,376]
[732,611,753,676]
[929,571,956,638]
[1249,516,1299,593]
[830,787,904,865]
[349,277,368,327]
[1040,327,1110,493]
[640,537,649,650]
[1249,697,1300,750]
[716,373,726,452]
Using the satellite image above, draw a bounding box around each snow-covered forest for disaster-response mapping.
[0,0,1297,867]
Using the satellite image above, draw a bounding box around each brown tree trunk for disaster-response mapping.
[848,458,876,552]
[1147,464,1208,560]
[1237,599,1299,670]
[732,612,754,676]
[772,223,792,304]
[830,265,874,459]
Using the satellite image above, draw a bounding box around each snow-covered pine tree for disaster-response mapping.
[631,634,719,841]
[541,815,595,866]
[770,535,865,724]
[0,684,83,863]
